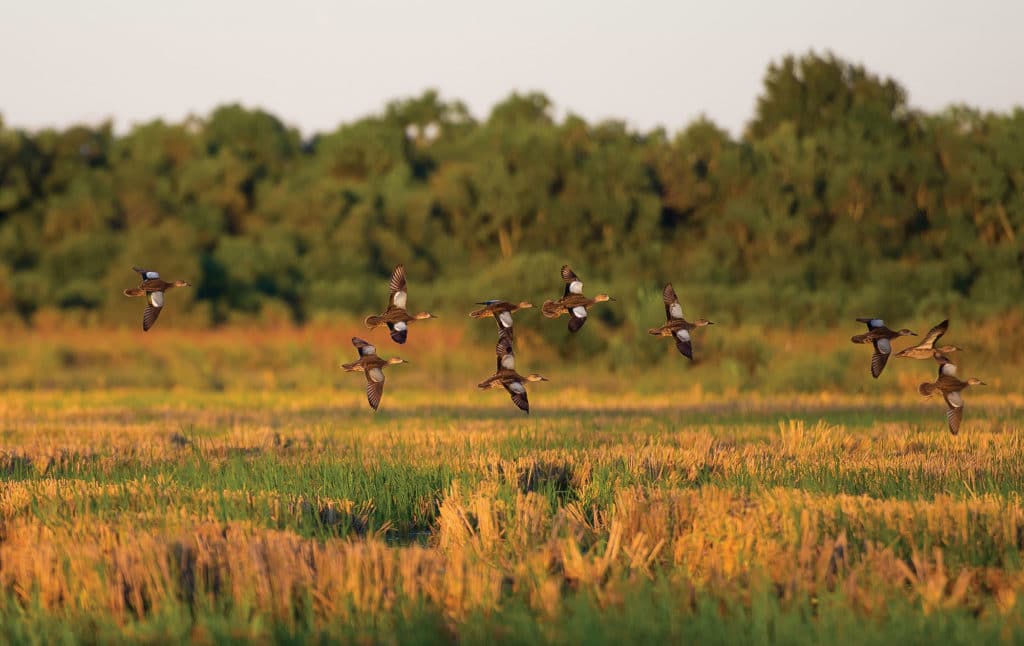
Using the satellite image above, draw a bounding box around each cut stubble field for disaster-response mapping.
[1,325,1023,644]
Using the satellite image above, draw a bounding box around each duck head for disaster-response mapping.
[526,373,549,382]
[387,357,408,365]
[173,280,191,288]
[938,344,963,353]
[694,319,715,327]
[517,301,534,309]
[414,312,436,320]
[898,328,917,336]
[967,377,987,386]
[594,294,615,303]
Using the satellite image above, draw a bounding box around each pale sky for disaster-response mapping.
[1,0,1021,137]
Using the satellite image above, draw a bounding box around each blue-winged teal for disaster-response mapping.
[918,351,986,434]
[540,265,614,332]
[647,283,714,360]
[469,300,533,339]
[477,335,548,413]
[122,266,191,331]
[364,264,436,344]
[341,337,407,411]
[895,319,962,359]
[850,318,917,378]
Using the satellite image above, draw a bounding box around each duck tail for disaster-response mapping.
[918,382,937,397]
[541,300,561,319]
[364,314,384,328]
[123,288,144,297]
[341,361,360,372]
[850,333,869,344]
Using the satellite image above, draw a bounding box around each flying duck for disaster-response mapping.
[477,335,548,413]
[895,319,962,359]
[341,337,407,411]
[469,300,533,339]
[540,265,614,332]
[918,351,986,434]
[364,264,436,344]
[850,318,917,378]
[122,266,190,331]
[647,283,714,360]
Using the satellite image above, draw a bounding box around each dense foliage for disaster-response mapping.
[1,52,1021,330]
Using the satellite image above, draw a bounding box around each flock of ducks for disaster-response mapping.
[121,266,988,432]
[122,263,712,413]
[851,318,985,434]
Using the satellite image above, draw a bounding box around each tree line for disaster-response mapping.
[0,51,1021,335]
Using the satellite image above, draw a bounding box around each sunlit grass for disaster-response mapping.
[1,327,1023,642]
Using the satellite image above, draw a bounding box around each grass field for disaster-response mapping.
[2,323,1023,644]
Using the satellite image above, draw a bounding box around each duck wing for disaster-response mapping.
[919,319,949,350]
[496,309,515,330]
[388,264,408,309]
[935,354,958,378]
[503,380,530,413]
[351,337,378,357]
[568,304,588,332]
[364,366,386,411]
[561,265,584,297]
[870,337,891,378]
[133,266,160,280]
[496,334,516,371]
[143,291,164,331]
[387,320,408,344]
[856,317,885,331]
[942,390,964,435]
[674,327,693,360]
[663,283,684,321]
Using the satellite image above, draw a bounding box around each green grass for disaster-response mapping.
[2,389,1024,643]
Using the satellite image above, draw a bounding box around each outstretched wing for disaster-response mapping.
[351,337,378,357]
[919,319,949,349]
[494,317,515,340]
[935,353,957,378]
[870,337,891,378]
[496,334,516,371]
[561,265,584,297]
[945,406,963,435]
[143,291,164,331]
[364,367,386,411]
[674,327,693,360]
[663,283,684,321]
[389,265,408,309]
[503,380,530,413]
[388,320,408,344]
[497,309,514,330]
[133,266,160,280]
[568,305,587,332]
[943,391,964,435]
[856,317,885,331]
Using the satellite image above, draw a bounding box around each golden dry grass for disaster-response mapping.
[0,326,1021,643]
